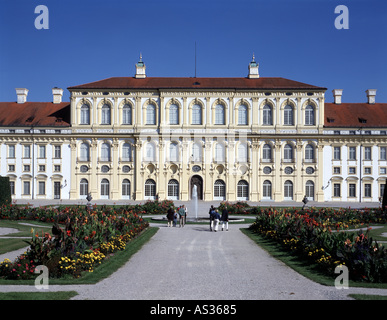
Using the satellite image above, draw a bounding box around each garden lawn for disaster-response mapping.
[0,291,78,300]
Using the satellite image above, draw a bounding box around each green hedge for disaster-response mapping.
[0,177,11,206]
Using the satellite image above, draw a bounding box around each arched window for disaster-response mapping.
[237,180,249,200]
[81,104,90,125]
[214,179,226,200]
[305,105,315,126]
[146,104,156,125]
[262,180,272,199]
[284,105,294,125]
[263,104,272,125]
[215,104,225,125]
[192,143,202,162]
[122,179,131,199]
[80,179,88,196]
[238,105,248,125]
[215,143,225,162]
[192,104,202,125]
[101,143,111,161]
[122,143,131,161]
[122,104,132,125]
[305,144,315,162]
[284,180,293,200]
[169,104,179,125]
[170,142,179,162]
[263,144,272,162]
[306,180,314,200]
[284,144,293,162]
[101,179,110,199]
[168,179,179,200]
[238,143,248,163]
[145,179,156,199]
[145,143,156,161]
[80,143,90,161]
[101,104,111,125]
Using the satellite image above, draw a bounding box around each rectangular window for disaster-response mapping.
[10,181,15,195]
[380,167,386,175]
[364,147,372,160]
[364,184,372,197]
[348,167,356,174]
[381,147,387,160]
[333,147,341,160]
[8,165,15,172]
[333,183,341,197]
[349,184,356,197]
[23,165,30,172]
[54,165,61,172]
[24,145,31,158]
[380,184,385,198]
[364,167,372,175]
[23,181,30,195]
[8,145,15,158]
[39,145,46,159]
[349,146,356,160]
[54,145,61,159]
[38,181,45,195]
[39,165,45,172]
[333,167,341,174]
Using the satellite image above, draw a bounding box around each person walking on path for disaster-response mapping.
[173,208,178,227]
[221,207,229,231]
[166,206,175,227]
[212,209,221,232]
[178,205,187,227]
[209,205,215,231]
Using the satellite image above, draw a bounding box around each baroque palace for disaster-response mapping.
[1,56,386,203]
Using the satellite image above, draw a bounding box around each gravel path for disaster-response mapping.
[71,223,350,300]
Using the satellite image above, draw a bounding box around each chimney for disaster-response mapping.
[332,89,343,104]
[52,87,63,104]
[16,88,29,104]
[366,89,376,104]
[135,53,146,79]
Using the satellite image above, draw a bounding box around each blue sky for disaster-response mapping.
[0,0,386,103]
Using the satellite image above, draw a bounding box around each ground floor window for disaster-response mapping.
[214,179,226,200]
[145,179,156,199]
[262,180,272,199]
[333,183,341,197]
[305,180,314,201]
[122,179,130,199]
[101,178,110,199]
[364,184,372,198]
[168,179,179,200]
[80,179,88,196]
[349,183,356,197]
[284,180,293,200]
[237,180,249,200]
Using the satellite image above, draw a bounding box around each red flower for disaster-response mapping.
[66,230,71,236]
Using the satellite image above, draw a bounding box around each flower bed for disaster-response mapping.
[0,205,149,279]
[249,207,387,283]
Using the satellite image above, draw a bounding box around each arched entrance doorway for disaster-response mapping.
[190,175,203,200]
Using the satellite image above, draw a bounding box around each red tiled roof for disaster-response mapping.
[68,77,326,91]
[324,103,387,128]
[0,102,70,127]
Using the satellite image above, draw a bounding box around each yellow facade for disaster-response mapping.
[67,59,327,202]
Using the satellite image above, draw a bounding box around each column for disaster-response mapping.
[111,138,119,199]
[69,138,78,199]
[251,139,259,201]
[134,138,143,200]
